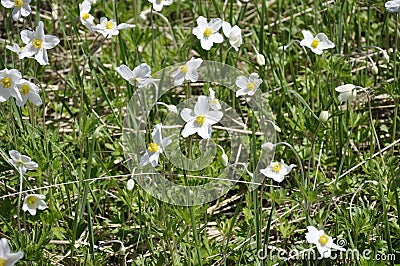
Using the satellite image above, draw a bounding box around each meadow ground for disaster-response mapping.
[0,0,399,265]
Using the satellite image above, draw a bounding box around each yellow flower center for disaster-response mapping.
[272,162,282,173]
[27,195,36,205]
[203,27,213,38]
[0,258,6,266]
[14,0,23,7]
[105,21,114,30]
[21,84,30,95]
[0,77,11,88]
[319,234,329,246]
[311,39,320,48]
[147,142,159,153]
[195,115,206,126]
[247,82,255,90]
[211,99,218,104]
[180,65,188,74]
[32,38,43,49]
[82,13,90,20]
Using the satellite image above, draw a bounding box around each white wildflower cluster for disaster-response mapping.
[79,0,134,38]
[192,16,243,51]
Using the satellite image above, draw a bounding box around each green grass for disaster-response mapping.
[0,0,399,265]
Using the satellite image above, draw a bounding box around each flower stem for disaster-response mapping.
[392,13,399,153]
[17,168,24,233]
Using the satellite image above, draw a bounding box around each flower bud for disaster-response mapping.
[261,142,275,151]
[371,63,378,75]
[127,179,135,190]
[319,111,329,122]
[256,53,265,66]
[221,153,229,166]
[168,105,178,114]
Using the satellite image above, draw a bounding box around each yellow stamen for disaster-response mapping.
[105,21,114,30]
[27,195,36,206]
[319,234,329,246]
[32,38,43,49]
[0,258,6,266]
[311,39,320,48]
[180,65,188,74]
[247,82,255,90]
[195,115,206,126]
[21,84,30,95]
[211,99,218,104]
[203,27,213,38]
[82,13,90,20]
[147,142,159,153]
[14,0,23,7]
[0,77,11,88]
[272,162,282,173]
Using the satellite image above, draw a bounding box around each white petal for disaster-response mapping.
[180,108,195,122]
[197,124,212,139]
[235,88,248,97]
[235,76,248,89]
[115,65,135,81]
[221,21,232,37]
[181,120,198,138]
[194,95,210,115]
[200,39,213,50]
[206,110,223,124]
[301,30,314,42]
[43,35,60,49]
[209,33,224,44]
[208,18,222,31]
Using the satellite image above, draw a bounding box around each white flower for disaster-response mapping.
[221,21,242,51]
[16,79,42,107]
[180,95,223,139]
[319,111,329,122]
[8,150,38,174]
[305,226,345,258]
[115,63,153,88]
[385,0,400,12]
[92,17,133,38]
[1,0,31,21]
[0,68,22,103]
[140,124,171,167]
[19,21,60,65]
[172,57,203,86]
[208,87,221,110]
[335,84,357,103]
[235,72,263,97]
[87,0,96,3]
[0,238,24,266]
[79,0,95,29]
[148,0,172,11]
[300,30,335,55]
[22,194,47,215]
[260,160,295,182]
[256,53,265,66]
[192,16,223,50]
[126,179,135,190]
